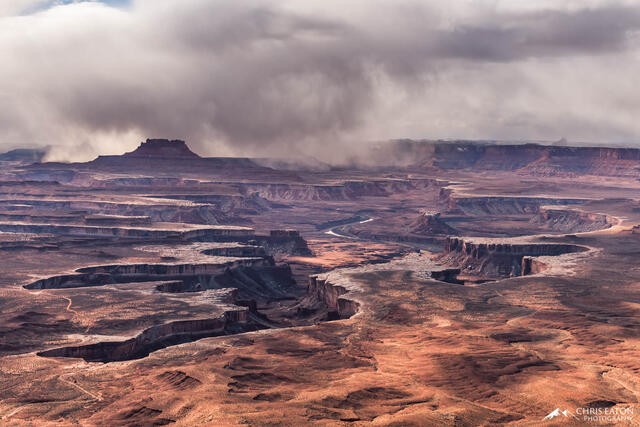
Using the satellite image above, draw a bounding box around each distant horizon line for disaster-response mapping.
[4,136,640,154]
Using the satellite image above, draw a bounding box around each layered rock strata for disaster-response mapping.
[441,237,588,278]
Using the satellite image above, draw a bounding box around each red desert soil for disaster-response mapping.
[0,139,638,426]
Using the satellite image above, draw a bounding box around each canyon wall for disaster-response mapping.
[0,223,253,239]
[447,196,587,216]
[531,208,612,232]
[307,276,360,319]
[405,140,640,178]
[37,309,249,362]
[521,256,548,276]
[257,230,313,256]
[239,178,442,201]
[441,237,587,278]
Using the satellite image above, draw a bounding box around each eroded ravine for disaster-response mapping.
[21,230,343,362]
[24,184,617,365]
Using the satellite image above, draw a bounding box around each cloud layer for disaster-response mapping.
[2,0,640,160]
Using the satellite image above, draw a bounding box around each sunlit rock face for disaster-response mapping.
[441,237,588,278]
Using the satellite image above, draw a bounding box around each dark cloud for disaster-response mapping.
[435,6,640,61]
[1,0,640,161]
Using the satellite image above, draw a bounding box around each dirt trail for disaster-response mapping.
[63,296,78,316]
[62,296,93,333]
[58,374,103,401]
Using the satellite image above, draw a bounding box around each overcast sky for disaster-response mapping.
[2,0,640,160]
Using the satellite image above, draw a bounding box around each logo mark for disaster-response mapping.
[543,408,579,421]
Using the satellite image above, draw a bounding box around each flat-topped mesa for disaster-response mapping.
[123,139,200,159]
[82,138,270,174]
[441,237,588,278]
[391,140,640,177]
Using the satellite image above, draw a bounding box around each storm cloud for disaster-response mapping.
[2,0,640,160]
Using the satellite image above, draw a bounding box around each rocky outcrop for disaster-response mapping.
[240,183,353,201]
[75,258,272,276]
[24,273,113,290]
[441,237,588,278]
[257,230,312,256]
[37,309,250,362]
[340,227,444,248]
[307,276,360,319]
[84,215,152,226]
[201,245,266,258]
[0,222,252,239]
[238,179,442,201]
[430,268,464,284]
[448,196,587,216]
[531,208,612,232]
[156,264,297,301]
[90,177,188,187]
[0,212,84,224]
[25,259,297,303]
[24,258,271,289]
[521,256,548,275]
[409,211,457,235]
[444,195,612,234]
[146,193,271,219]
[186,229,312,256]
[0,199,236,225]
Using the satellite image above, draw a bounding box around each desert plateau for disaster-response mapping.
[3,0,640,425]
[0,139,637,425]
